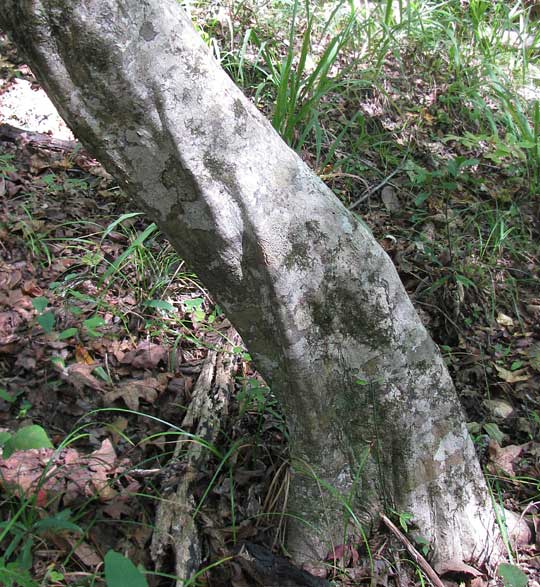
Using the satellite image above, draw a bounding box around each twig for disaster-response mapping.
[380,514,446,587]
[128,468,161,478]
[348,166,402,210]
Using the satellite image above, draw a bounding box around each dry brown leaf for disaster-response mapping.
[302,562,328,579]
[62,440,117,504]
[75,344,95,365]
[488,441,527,476]
[0,447,70,497]
[0,335,21,353]
[381,186,400,212]
[103,375,167,410]
[21,280,43,297]
[0,267,22,290]
[437,559,482,578]
[0,310,23,336]
[68,538,102,567]
[15,351,37,370]
[120,340,168,370]
[494,364,529,383]
[102,498,134,520]
[501,507,532,547]
[496,313,514,328]
[107,416,129,444]
[0,440,119,504]
[48,534,102,568]
[61,363,106,393]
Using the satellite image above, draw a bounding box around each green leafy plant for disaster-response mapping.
[254,0,356,150]
[0,561,36,587]
[32,296,55,334]
[104,550,148,587]
[498,562,528,587]
[32,294,105,341]
[1,425,53,459]
[0,153,16,177]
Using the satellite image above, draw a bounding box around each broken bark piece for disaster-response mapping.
[236,543,330,587]
[0,123,109,177]
[150,330,239,585]
[0,122,80,152]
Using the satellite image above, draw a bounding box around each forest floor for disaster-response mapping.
[1,2,540,587]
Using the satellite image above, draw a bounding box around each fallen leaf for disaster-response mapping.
[494,364,529,383]
[496,313,514,328]
[325,543,359,566]
[103,376,166,410]
[47,530,102,568]
[0,311,23,338]
[488,441,527,476]
[61,363,106,393]
[120,340,168,370]
[107,416,129,444]
[0,440,120,504]
[75,344,95,365]
[437,558,482,578]
[0,447,68,496]
[21,280,43,297]
[102,497,134,520]
[484,399,514,420]
[499,507,532,547]
[71,539,102,567]
[64,439,117,503]
[381,186,401,212]
[0,267,22,290]
[302,562,328,579]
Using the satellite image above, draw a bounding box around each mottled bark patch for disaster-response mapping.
[140,20,157,40]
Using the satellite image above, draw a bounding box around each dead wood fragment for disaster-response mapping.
[0,122,81,153]
[0,122,108,177]
[381,514,446,587]
[150,330,240,585]
[236,543,330,587]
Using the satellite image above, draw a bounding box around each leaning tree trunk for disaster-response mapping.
[1,0,501,572]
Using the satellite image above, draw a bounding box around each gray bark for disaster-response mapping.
[0,0,501,574]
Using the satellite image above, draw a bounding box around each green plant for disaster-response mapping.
[32,294,106,343]
[0,153,16,177]
[292,457,374,579]
[38,172,89,194]
[1,424,53,458]
[32,296,55,334]
[237,377,273,416]
[104,550,147,587]
[498,562,528,587]
[0,500,83,587]
[254,0,356,150]
[491,86,540,196]
[15,207,53,267]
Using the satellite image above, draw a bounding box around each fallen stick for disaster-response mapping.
[0,122,81,153]
[151,330,240,586]
[380,514,446,587]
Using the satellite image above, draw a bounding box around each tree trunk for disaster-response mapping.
[0,0,502,572]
